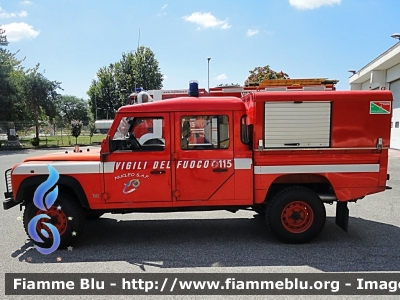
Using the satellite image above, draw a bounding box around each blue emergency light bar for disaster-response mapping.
[188,80,199,97]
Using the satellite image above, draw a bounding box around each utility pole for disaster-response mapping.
[207,57,211,93]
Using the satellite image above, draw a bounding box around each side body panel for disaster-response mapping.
[242,91,393,202]
[11,161,103,207]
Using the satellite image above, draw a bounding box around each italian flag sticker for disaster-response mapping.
[370,101,391,114]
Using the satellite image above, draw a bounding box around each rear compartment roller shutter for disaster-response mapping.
[264,102,331,148]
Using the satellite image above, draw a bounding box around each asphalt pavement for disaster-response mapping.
[0,147,399,299]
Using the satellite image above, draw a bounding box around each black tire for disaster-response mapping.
[23,193,85,249]
[85,211,104,220]
[266,186,326,244]
[252,204,266,216]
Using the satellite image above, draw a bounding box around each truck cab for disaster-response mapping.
[100,96,253,206]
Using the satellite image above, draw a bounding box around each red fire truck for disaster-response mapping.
[3,83,393,248]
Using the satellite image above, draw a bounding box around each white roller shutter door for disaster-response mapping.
[264,102,331,148]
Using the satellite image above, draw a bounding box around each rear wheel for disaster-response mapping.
[266,187,326,243]
[23,193,85,249]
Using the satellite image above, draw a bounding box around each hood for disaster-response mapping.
[23,148,101,162]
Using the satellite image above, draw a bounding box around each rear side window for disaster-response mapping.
[180,115,229,150]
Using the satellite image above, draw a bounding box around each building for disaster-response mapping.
[349,39,400,149]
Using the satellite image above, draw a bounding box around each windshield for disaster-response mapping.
[114,117,133,139]
[113,117,154,140]
[110,116,165,152]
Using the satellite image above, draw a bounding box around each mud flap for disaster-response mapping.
[335,201,349,232]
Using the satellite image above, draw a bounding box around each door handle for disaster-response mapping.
[213,168,228,173]
[151,170,166,174]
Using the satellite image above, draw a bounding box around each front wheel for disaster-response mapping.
[252,204,266,216]
[266,187,326,243]
[23,193,85,249]
[85,211,104,220]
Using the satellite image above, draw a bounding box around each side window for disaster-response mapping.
[240,115,251,145]
[111,116,165,151]
[180,115,229,150]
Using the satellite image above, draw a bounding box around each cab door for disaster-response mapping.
[173,112,235,201]
[103,112,172,203]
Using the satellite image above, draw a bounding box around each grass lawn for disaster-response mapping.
[1,134,107,149]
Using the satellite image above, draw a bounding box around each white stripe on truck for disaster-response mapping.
[13,162,116,175]
[254,164,380,174]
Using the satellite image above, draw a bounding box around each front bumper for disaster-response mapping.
[3,197,22,210]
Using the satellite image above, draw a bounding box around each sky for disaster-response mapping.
[1,0,399,100]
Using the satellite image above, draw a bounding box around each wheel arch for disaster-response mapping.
[16,175,89,209]
[263,173,335,204]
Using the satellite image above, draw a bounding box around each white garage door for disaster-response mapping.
[390,79,400,149]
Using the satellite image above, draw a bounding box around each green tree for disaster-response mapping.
[0,27,28,123]
[0,49,19,121]
[87,64,118,120]
[88,46,163,120]
[70,119,82,145]
[245,65,289,85]
[55,95,90,126]
[20,65,62,141]
[0,27,8,46]
[1,26,65,139]
[116,46,163,91]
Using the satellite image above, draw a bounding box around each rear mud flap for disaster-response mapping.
[335,201,349,232]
